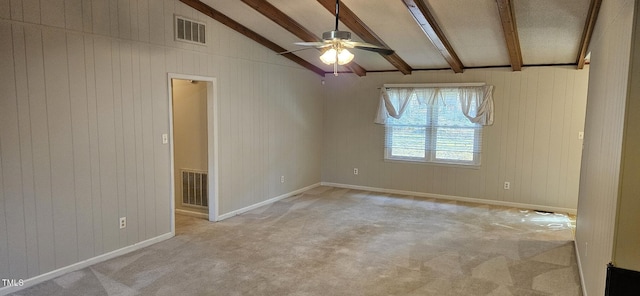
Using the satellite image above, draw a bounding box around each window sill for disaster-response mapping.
[383,158,481,170]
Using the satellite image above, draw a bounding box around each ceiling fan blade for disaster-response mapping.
[277,47,316,55]
[279,42,333,55]
[346,41,395,55]
[355,46,395,55]
[294,42,329,47]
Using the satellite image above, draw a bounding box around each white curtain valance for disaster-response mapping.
[374,85,494,126]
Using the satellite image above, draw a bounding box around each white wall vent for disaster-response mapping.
[181,169,208,208]
[175,15,206,45]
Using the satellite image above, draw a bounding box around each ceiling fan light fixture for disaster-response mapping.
[320,48,354,65]
[282,0,393,75]
[320,48,338,65]
[337,48,354,65]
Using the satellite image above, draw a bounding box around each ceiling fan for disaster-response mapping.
[281,0,395,76]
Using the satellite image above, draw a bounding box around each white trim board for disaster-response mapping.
[321,182,578,215]
[175,209,209,219]
[0,233,174,296]
[574,240,587,296]
[216,183,321,221]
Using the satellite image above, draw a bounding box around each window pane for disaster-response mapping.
[390,126,425,158]
[435,127,475,161]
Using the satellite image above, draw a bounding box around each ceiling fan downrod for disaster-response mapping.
[335,0,339,31]
[332,0,342,76]
[323,0,351,40]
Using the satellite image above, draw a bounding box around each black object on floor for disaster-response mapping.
[605,263,640,295]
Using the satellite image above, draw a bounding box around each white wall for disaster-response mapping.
[0,0,323,283]
[322,67,588,212]
[614,1,640,272]
[574,0,636,295]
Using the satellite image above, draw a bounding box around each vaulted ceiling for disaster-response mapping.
[180,0,600,76]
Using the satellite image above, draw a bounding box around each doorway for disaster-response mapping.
[168,73,218,233]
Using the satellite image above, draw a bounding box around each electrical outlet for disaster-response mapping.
[503,182,510,190]
[162,134,168,144]
[119,217,126,229]
[280,176,285,183]
[353,168,359,175]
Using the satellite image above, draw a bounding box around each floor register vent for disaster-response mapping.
[181,169,208,208]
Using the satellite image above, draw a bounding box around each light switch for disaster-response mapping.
[578,132,584,140]
[162,133,168,144]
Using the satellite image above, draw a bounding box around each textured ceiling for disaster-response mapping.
[425,0,510,67]
[196,0,594,75]
[515,0,591,65]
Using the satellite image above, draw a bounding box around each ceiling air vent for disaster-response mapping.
[175,15,206,45]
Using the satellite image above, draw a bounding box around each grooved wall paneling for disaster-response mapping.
[11,24,39,279]
[0,21,25,279]
[575,1,637,295]
[0,0,9,19]
[614,1,640,272]
[66,31,93,262]
[322,67,588,211]
[0,148,7,278]
[0,0,323,283]
[22,0,40,24]
[42,28,78,270]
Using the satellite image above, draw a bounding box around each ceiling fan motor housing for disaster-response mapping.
[323,30,351,41]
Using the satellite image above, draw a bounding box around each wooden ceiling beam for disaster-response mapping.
[240,0,366,76]
[179,0,326,76]
[316,0,412,75]
[402,0,464,73]
[496,0,523,71]
[576,0,602,69]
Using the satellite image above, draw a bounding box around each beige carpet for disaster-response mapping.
[12,186,582,295]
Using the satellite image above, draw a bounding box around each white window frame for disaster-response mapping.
[382,84,485,166]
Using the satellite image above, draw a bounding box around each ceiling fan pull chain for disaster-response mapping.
[335,46,339,76]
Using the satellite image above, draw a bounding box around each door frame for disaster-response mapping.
[167,73,219,233]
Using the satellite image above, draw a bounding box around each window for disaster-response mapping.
[376,85,494,166]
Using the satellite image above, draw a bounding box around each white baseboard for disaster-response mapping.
[216,183,321,221]
[574,240,587,296]
[321,182,577,215]
[175,208,209,219]
[0,232,174,296]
